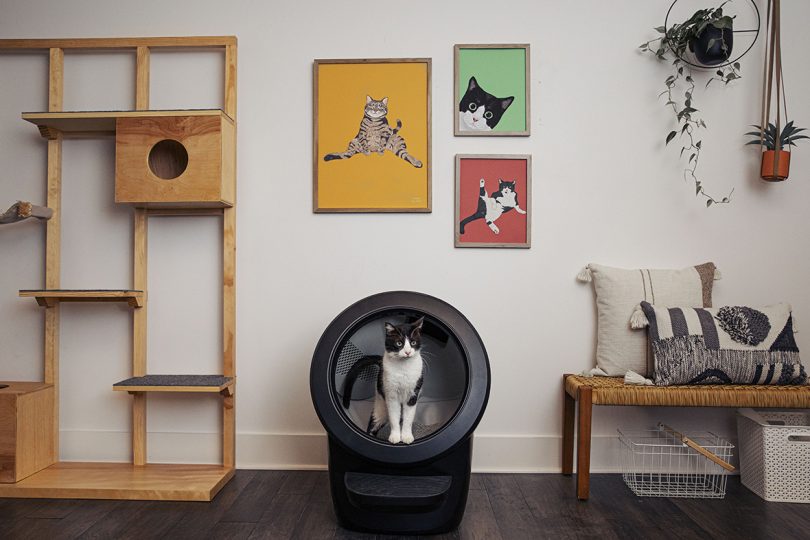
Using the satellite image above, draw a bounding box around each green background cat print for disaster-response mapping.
[455,45,530,136]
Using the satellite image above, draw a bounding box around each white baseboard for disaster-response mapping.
[59,430,625,472]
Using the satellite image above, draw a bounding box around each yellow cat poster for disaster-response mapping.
[314,59,431,212]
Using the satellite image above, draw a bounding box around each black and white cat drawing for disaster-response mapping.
[459,178,526,234]
[324,96,422,167]
[342,318,425,444]
[458,76,514,131]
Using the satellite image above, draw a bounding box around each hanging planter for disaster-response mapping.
[746,122,806,182]
[750,0,807,183]
[689,23,734,65]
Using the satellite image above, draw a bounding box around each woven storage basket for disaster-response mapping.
[737,409,810,503]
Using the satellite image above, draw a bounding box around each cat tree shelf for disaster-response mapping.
[22,109,232,139]
[19,289,144,308]
[113,375,234,394]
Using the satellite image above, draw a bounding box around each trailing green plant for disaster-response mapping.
[639,2,740,207]
[745,121,809,150]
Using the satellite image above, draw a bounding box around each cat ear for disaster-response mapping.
[366,95,373,104]
[384,322,396,333]
[382,97,388,105]
[501,96,515,110]
[468,76,478,91]
[411,317,424,330]
[498,178,504,184]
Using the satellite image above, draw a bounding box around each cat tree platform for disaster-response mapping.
[113,375,234,393]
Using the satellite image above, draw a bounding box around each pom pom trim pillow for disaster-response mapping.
[578,262,718,377]
[639,301,806,386]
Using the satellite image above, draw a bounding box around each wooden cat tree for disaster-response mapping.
[0,36,237,501]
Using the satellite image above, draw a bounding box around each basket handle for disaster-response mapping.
[658,423,736,472]
[788,435,810,443]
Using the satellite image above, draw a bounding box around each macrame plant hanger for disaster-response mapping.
[759,0,789,181]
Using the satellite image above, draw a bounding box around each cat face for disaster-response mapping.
[458,77,514,131]
[384,317,424,359]
[495,179,518,206]
[365,96,388,119]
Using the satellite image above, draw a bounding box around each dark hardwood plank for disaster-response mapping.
[277,469,322,494]
[28,499,121,540]
[78,500,189,540]
[220,470,288,523]
[467,473,484,491]
[457,488,502,540]
[166,469,257,538]
[289,472,335,540]
[480,474,537,540]
[205,521,257,540]
[250,492,309,539]
[335,528,377,540]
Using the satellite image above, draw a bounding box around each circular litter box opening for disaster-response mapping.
[333,310,468,444]
[148,139,189,179]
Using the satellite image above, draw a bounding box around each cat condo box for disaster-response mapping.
[0,382,55,483]
[114,111,235,208]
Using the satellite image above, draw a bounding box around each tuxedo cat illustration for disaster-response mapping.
[459,178,526,234]
[458,76,514,131]
[342,318,425,445]
[324,96,422,167]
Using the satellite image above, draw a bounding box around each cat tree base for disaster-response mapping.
[0,462,234,501]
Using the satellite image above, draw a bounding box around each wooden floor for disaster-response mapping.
[0,471,807,539]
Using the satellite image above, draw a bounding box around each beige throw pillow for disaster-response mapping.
[578,262,718,376]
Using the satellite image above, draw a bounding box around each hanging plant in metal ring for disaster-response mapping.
[640,0,760,207]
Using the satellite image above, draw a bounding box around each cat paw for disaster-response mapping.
[401,433,414,444]
[413,161,423,168]
[388,432,402,444]
[489,225,500,234]
[479,178,486,187]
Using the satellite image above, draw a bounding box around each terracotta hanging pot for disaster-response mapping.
[760,150,790,182]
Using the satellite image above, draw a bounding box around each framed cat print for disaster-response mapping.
[454,44,530,136]
[313,58,432,213]
[455,154,531,248]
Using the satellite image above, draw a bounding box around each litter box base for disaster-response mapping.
[327,435,472,535]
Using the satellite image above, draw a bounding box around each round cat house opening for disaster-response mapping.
[310,291,490,535]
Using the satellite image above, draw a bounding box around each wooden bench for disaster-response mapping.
[562,374,810,500]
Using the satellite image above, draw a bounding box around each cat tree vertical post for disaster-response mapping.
[0,36,237,501]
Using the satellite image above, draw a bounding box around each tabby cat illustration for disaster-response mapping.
[458,76,514,131]
[324,96,422,168]
[459,178,526,234]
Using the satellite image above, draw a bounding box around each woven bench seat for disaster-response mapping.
[562,374,810,500]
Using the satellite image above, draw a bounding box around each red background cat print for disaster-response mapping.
[455,155,532,248]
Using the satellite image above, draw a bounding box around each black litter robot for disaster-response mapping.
[310,291,490,535]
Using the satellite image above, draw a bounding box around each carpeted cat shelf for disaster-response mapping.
[310,291,490,535]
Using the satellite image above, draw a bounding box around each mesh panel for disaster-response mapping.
[375,421,444,441]
[335,341,378,381]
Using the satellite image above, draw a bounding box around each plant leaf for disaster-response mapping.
[706,199,714,207]
[666,131,677,145]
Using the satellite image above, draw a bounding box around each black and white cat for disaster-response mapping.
[458,76,514,131]
[342,317,425,444]
[459,178,526,234]
[324,96,422,167]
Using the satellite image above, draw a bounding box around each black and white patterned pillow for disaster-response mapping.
[639,302,806,386]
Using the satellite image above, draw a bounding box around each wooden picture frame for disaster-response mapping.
[454,44,530,137]
[313,58,432,213]
[455,154,532,248]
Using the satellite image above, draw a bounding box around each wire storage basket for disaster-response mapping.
[618,426,734,498]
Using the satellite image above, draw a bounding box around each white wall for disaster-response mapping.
[1,0,808,472]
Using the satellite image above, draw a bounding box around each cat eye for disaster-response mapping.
[484,111,493,119]
[396,341,403,347]
[468,103,477,111]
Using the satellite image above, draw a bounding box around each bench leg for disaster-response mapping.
[562,381,575,475]
[576,386,593,501]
